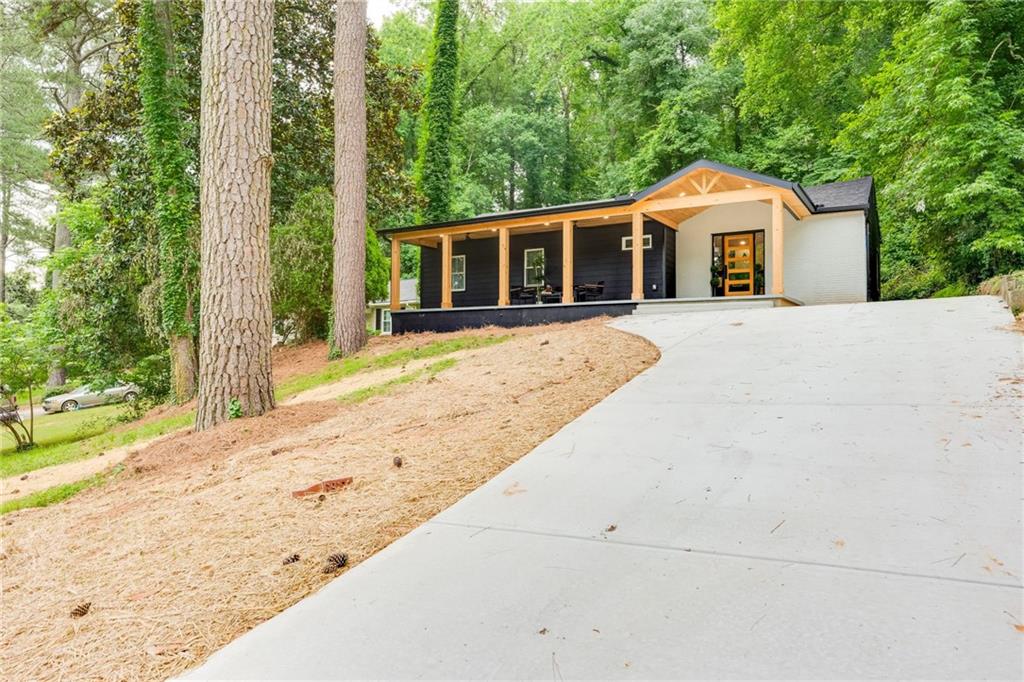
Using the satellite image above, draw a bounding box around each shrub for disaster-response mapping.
[271,188,389,343]
[125,352,171,400]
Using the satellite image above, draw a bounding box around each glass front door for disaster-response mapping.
[724,232,754,296]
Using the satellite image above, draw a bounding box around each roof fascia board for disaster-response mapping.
[380,197,634,236]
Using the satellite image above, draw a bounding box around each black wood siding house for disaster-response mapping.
[380,160,880,334]
[419,220,675,309]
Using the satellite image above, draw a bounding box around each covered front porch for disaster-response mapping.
[382,160,817,330]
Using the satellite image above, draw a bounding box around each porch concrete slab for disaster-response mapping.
[186,296,1023,680]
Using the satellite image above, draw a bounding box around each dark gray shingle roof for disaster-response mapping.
[380,163,875,235]
[803,177,874,212]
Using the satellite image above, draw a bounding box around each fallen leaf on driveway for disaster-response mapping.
[503,482,527,496]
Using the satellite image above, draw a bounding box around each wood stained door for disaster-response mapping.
[724,232,754,296]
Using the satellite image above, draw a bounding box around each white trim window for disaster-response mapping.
[451,254,466,292]
[524,247,545,287]
[621,234,653,251]
[380,308,392,335]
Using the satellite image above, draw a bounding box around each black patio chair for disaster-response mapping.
[512,287,537,305]
[576,281,605,301]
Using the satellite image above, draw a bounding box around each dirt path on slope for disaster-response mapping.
[0,432,175,503]
[282,346,488,404]
[0,319,658,681]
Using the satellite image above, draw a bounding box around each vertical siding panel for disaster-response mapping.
[420,245,440,309]
[664,226,676,298]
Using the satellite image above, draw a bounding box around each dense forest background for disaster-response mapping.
[1,0,1022,397]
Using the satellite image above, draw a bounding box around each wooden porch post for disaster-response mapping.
[390,238,401,312]
[562,220,574,303]
[631,212,644,300]
[498,228,510,306]
[771,194,784,294]
[440,233,453,308]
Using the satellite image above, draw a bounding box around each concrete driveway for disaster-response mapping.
[189,296,1022,680]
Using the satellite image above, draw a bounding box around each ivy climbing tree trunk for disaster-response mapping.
[138,0,199,402]
[195,0,275,431]
[330,0,367,357]
[414,0,459,223]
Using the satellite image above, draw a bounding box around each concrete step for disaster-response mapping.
[633,298,779,315]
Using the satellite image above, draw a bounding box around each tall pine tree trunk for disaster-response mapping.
[330,0,367,357]
[195,0,275,431]
[139,0,199,403]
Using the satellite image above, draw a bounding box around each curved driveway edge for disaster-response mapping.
[186,296,1023,680]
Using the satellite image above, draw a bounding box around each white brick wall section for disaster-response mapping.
[675,202,867,305]
[784,210,867,305]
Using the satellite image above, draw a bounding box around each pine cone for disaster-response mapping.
[323,552,348,573]
[70,602,91,618]
[282,553,300,565]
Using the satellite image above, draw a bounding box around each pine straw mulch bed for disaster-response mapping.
[0,318,658,681]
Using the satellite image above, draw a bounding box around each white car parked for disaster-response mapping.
[41,382,141,413]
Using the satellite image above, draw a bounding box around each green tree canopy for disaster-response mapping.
[839,0,1024,285]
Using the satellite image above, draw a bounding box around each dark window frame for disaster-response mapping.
[451,253,466,292]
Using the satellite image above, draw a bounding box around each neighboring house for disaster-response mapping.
[367,278,418,334]
[379,160,880,334]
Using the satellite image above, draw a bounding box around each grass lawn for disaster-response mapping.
[274,334,510,398]
[2,404,125,456]
[1,333,512,512]
[1,406,192,479]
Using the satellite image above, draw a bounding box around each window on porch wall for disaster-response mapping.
[524,248,545,287]
[451,254,466,292]
[622,234,653,251]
